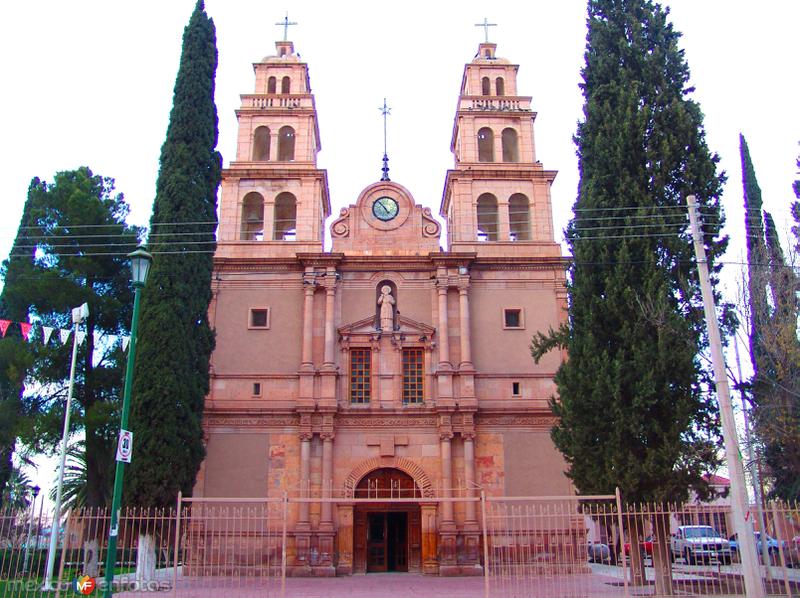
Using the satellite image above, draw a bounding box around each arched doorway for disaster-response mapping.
[353,468,422,573]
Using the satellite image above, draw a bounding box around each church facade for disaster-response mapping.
[194,37,572,576]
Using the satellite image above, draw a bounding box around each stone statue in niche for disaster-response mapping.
[377,285,396,331]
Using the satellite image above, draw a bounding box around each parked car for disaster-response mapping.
[587,541,612,564]
[624,535,654,558]
[670,525,732,565]
[730,532,799,566]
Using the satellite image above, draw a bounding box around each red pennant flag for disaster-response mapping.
[0,320,10,337]
[19,322,32,340]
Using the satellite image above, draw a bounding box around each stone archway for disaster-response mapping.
[338,458,439,575]
[343,457,435,498]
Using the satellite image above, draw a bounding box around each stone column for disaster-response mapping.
[320,432,334,525]
[294,427,312,570]
[420,503,439,575]
[463,432,478,525]
[498,200,511,241]
[336,503,354,576]
[439,432,455,525]
[317,427,335,572]
[301,278,315,369]
[298,431,312,528]
[436,282,451,367]
[457,282,473,369]
[322,278,336,368]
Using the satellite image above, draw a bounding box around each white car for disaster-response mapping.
[670,525,732,565]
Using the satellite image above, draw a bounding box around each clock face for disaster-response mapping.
[372,196,399,221]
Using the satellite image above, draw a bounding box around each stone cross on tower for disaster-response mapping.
[379,98,391,181]
[474,18,497,43]
[275,12,297,41]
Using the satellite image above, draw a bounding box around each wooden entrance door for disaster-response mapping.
[354,469,420,573]
[366,511,408,572]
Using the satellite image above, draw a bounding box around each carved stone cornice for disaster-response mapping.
[335,416,437,428]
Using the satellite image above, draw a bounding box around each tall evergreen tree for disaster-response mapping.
[740,135,769,374]
[532,1,726,588]
[0,188,36,505]
[756,211,800,499]
[126,0,221,508]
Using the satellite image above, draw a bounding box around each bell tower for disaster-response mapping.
[216,39,330,258]
[440,43,560,258]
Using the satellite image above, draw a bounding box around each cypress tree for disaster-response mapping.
[535,0,726,504]
[740,135,769,375]
[126,1,221,507]
[532,2,725,587]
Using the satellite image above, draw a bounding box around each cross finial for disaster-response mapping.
[379,98,391,182]
[474,18,497,44]
[275,12,297,42]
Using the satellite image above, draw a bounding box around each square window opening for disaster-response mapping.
[250,308,270,328]
[504,308,523,329]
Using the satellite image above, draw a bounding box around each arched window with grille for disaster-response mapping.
[502,128,519,163]
[240,192,265,240]
[252,126,270,161]
[281,76,290,94]
[477,127,494,162]
[481,77,490,96]
[509,193,531,241]
[278,126,295,161]
[267,76,276,94]
[496,77,505,96]
[477,193,499,241]
[273,192,297,240]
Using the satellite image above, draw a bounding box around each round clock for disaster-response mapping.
[372,196,399,221]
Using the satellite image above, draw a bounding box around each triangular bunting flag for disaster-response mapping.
[19,322,32,341]
[121,336,130,352]
[0,320,10,337]
[43,327,54,345]
[60,329,71,345]
[75,331,86,346]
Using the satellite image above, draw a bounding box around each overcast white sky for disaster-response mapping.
[0,1,798,497]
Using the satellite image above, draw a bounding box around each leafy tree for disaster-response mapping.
[126,0,221,509]
[532,0,726,590]
[4,168,140,509]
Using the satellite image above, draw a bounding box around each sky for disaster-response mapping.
[0,1,798,500]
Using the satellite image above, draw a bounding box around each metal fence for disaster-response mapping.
[0,495,797,597]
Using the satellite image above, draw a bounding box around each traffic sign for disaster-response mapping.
[116,429,133,463]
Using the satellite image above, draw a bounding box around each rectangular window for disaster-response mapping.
[403,348,424,404]
[249,308,270,329]
[503,308,524,329]
[350,348,371,404]
[253,382,262,396]
[512,381,521,396]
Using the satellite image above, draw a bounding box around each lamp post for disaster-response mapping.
[43,302,89,589]
[103,246,152,597]
[22,485,40,574]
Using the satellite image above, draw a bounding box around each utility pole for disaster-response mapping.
[733,336,772,577]
[686,195,764,598]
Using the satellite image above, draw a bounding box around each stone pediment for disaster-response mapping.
[330,181,441,255]
[338,314,436,340]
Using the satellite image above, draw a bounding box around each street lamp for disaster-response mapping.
[103,246,152,597]
[22,485,40,574]
[44,302,89,589]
